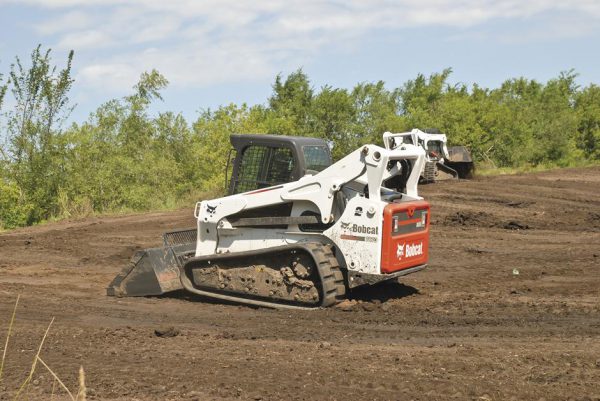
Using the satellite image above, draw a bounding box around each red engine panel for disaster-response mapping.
[380,200,430,274]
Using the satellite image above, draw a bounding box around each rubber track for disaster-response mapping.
[305,243,346,307]
[181,243,347,310]
[423,161,436,183]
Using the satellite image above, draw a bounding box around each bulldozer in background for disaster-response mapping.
[107,132,431,309]
[389,128,475,183]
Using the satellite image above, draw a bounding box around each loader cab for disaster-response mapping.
[424,139,446,161]
[421,128,450,161]
[227,134,333,195]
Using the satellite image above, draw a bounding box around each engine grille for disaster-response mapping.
[162,228,197,247]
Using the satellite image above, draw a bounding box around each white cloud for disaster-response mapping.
[36,10,92,35]
[3,0,600,92]
[77,63,138,91]
[56,30,113,50]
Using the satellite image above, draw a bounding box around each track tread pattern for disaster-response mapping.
[305,243,346,307]
[423,161,436,183]
[181,242,347,309]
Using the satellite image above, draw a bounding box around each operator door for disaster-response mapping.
[230,145,296,194]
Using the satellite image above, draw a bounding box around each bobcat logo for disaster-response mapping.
[397,242,424,260]
[340,221,351,230]
[206,204,217,214]
[396,243,405,259]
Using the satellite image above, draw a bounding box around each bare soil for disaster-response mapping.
[1,167,599,401]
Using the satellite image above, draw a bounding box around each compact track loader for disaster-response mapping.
[107,132,431,309]
[391,129,474,183]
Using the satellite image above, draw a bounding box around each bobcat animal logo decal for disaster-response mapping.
[396,243,405,259]
[340,221,351,230]
[206,204,217,214]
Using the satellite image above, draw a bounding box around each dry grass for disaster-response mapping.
[77,367,86,401]
[1,295,87,401]
[0,294,19,382]
[35,356,75,400]
[14,317,55,399]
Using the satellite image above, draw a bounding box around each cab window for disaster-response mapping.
[233,145,295,193]
[303,145,332,173]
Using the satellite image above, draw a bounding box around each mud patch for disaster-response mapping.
[506,200,535,208]
[503,221,530,230]
[154,326,180,338]
[588,212,600,228]
[444,211,495,227]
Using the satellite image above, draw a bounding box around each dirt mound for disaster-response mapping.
[1,167,599,400]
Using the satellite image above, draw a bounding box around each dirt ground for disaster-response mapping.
[1,167,599,401]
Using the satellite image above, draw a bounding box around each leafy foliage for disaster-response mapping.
[1,49,599,229]
[1,46,74,227]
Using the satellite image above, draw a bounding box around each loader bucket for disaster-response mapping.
[107,229,197,297]
[446,146,475,179]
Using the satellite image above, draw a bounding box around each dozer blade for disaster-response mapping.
[107,228,197,297]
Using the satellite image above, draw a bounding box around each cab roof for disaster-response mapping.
[230,134,328,151]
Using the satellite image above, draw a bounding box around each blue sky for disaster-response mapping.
[1,0,599,123]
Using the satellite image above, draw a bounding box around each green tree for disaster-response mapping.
[268,69,314,136]
[310,86,355,158]
[575,84,600,159]
[399,68,453,115]
[1,67,31,229]
[61,70,190,212]
[2,45,74,224]
[0,68,7,110]
[193,103,269,192]
[351,81,403,146]
[533,71,581,165]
